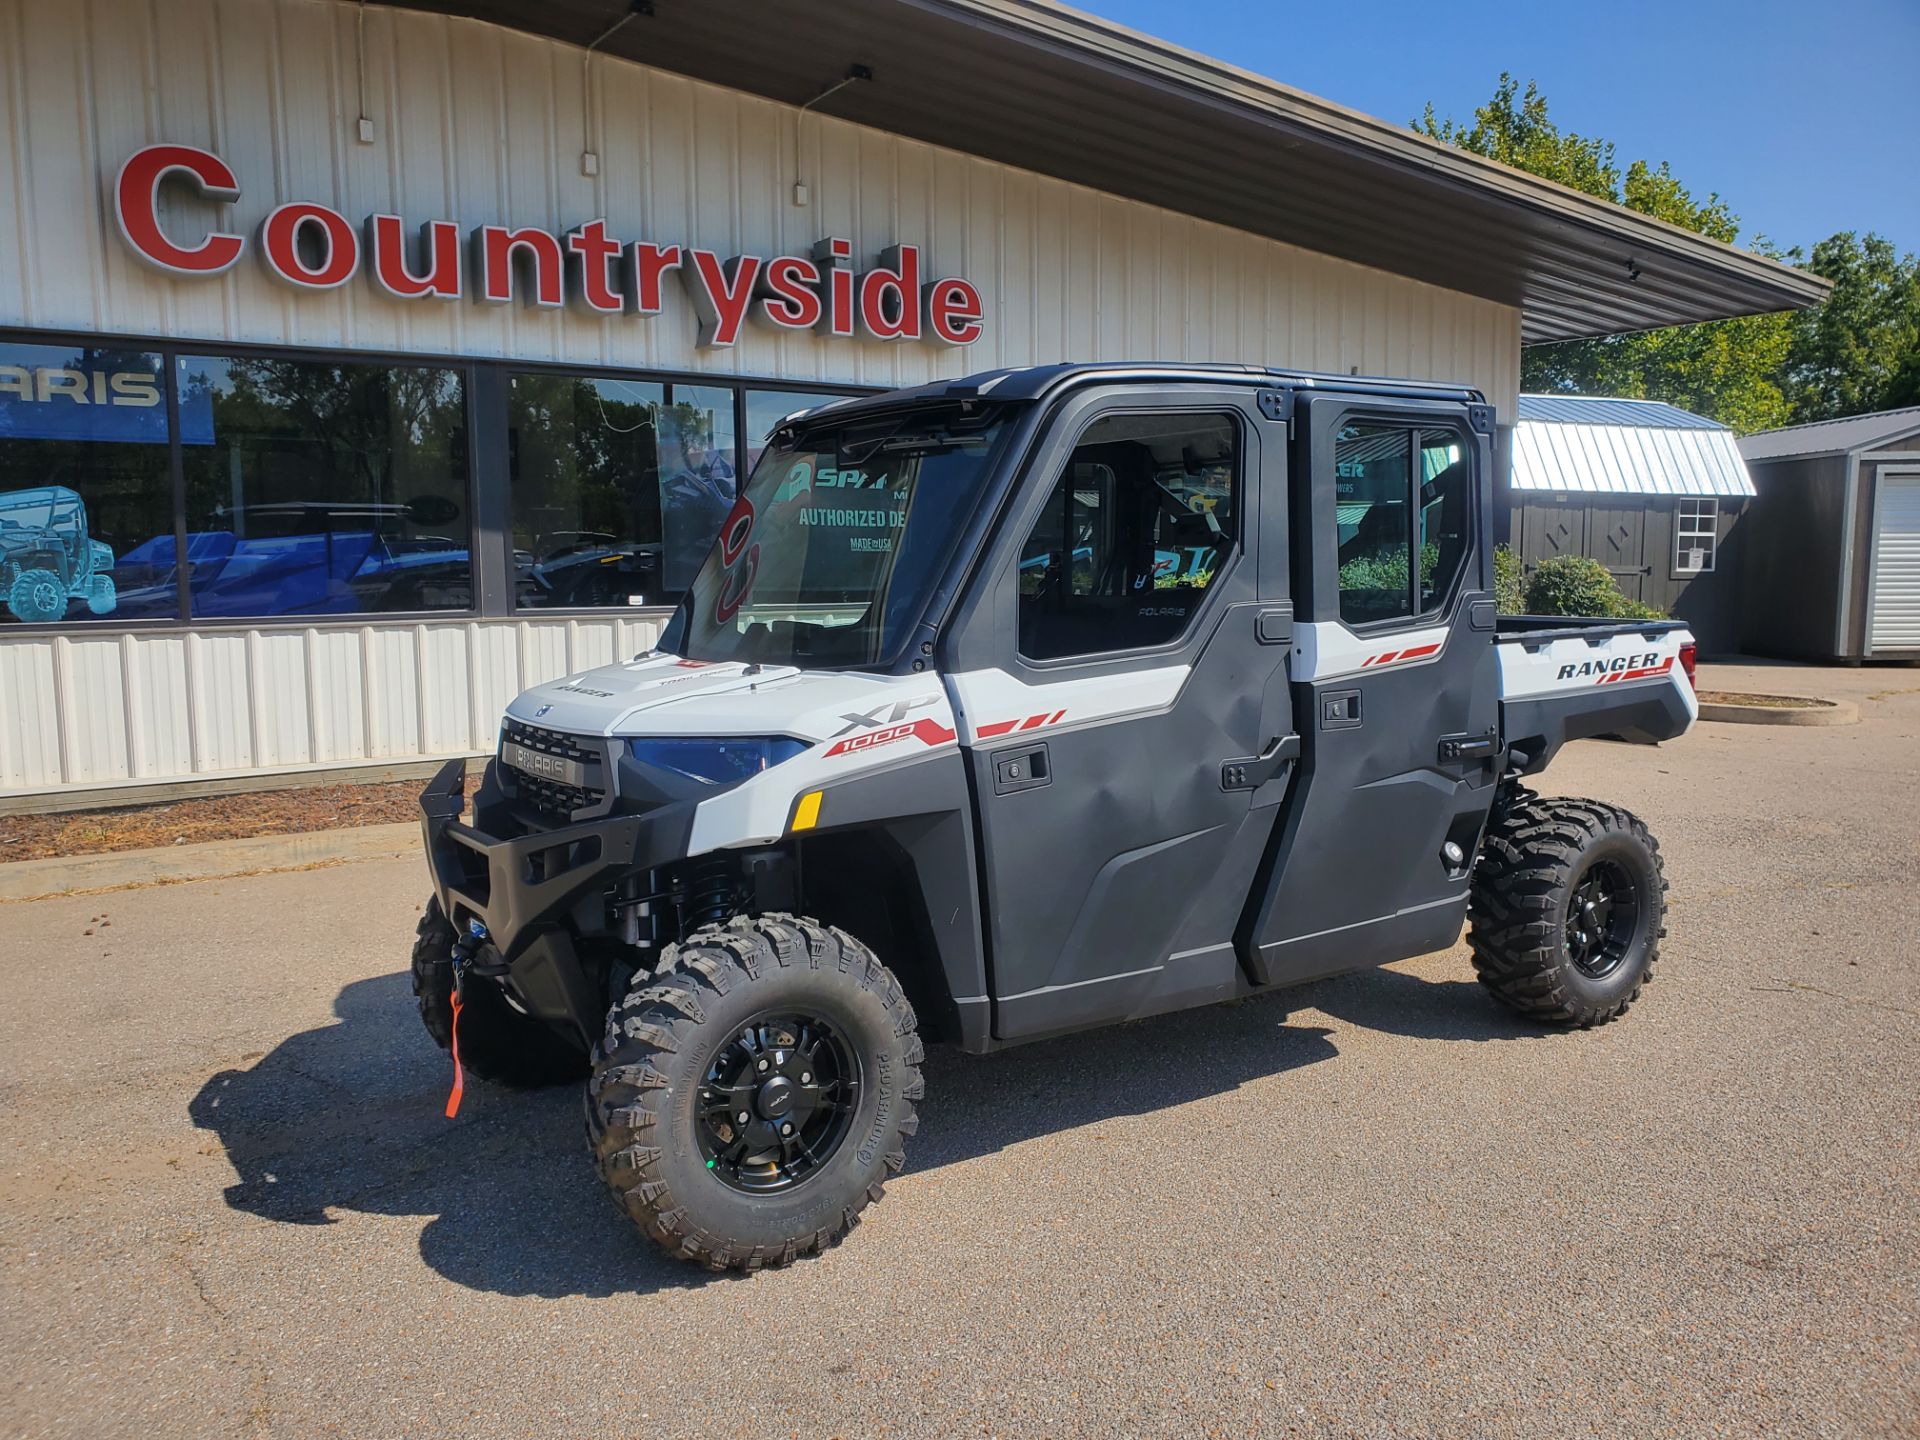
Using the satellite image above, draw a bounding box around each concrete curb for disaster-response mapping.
[1696,697,1859,727]
[0,821,418,902]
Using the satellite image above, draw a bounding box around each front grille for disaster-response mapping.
[500,720,609,821]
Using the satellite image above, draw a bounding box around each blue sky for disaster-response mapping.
[1072,0,1919,257]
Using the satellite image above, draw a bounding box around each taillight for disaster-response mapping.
[1678,642,1697,689]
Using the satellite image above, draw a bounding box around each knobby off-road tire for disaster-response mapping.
[410,899,589,1087]
[587,914,922,1272]
[1468,792,1667,1027]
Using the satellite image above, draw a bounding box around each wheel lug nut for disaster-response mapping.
[757,1058,769,1072]
[781,1122,793,1136]
[736,1111,750,1124]
[800,1072,811,1084]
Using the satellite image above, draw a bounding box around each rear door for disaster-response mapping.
[1239,394,1500,986]
[938,384,1297,1042]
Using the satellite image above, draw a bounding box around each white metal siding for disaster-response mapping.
[0,616,664,794]
[0,0,1520,401]
[1866,472,1920,653]
[0,0,1525,796]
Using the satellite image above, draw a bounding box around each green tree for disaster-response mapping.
[1414,77,1802,432]
[1779,232,1920,420]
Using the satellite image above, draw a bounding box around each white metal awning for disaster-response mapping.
[1512,396,1756,497]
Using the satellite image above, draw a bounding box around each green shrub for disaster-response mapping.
[1337,543,1442,596]
[1493,544,1525,614]
[1523,553,1664,620]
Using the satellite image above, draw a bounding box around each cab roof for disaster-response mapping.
[781,363,1487,429]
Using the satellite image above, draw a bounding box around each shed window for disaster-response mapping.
[1676,498,1717,574]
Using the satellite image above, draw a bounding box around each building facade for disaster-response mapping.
[0,0,1821,799]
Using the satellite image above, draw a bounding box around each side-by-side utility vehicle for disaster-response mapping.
[415,363,1697,1270]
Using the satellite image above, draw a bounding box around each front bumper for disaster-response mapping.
[418,758,695,963]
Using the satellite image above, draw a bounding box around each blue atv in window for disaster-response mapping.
[0,485,117,623]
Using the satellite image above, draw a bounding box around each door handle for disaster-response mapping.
[1221,734,1300,791]
[992,742,1051,794]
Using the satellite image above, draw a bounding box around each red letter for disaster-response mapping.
[259,202,359,289]
[811,237,856,338]
[566,219,623,314]
[365,215,461,299]
[684,250,764,348]
[926,277,985,346]
[474,225,565,307]
[759,254,823,330]
[114,143,244,275]
[624,242,682,316]
[859,244,921,341]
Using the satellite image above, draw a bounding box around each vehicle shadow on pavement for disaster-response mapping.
[187,962,1532,1297]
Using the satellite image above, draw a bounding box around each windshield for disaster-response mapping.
[672,403,1012,668]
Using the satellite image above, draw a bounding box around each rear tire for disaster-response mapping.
[410,900,588,1087]
[1468,793,1666,1027]
[587,914,922,1272]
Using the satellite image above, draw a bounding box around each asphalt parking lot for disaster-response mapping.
[2,661,1916,1439]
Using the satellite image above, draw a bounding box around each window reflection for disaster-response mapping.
[508,373,667,609]
[178,355,471,618]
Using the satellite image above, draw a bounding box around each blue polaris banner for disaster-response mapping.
[0,345,213,444]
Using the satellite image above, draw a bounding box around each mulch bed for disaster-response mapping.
[1694,691,1835,709]
[0,782,425,863]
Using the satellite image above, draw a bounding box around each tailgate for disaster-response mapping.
[1496,620,1697,774]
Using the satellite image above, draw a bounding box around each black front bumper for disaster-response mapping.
[419,758,695,963]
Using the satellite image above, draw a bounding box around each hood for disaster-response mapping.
[503,651,936,742]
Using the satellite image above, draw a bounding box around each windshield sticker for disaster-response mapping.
[712,543,759,624]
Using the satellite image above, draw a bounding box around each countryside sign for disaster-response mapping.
[113,144,986,349]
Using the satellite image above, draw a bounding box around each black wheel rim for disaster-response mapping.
[1565,857,1641,979]
[695,1011,861,1194]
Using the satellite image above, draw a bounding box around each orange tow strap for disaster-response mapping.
[444,986,466,1119]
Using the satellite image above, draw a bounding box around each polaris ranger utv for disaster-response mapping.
[415,363,1697,1271]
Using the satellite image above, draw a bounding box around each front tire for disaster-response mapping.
[1468,793,1667,1027]
[587,914,922,1272]
[8,568,67,624]
[410,900,588,1087]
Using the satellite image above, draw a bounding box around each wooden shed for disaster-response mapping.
[1738,407,1920,662]
[1499,395,1756,654]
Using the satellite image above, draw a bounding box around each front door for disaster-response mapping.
[1241,394,1499,985]
[938,386,1296,1043]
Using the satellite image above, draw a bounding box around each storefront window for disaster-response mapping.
[510,374,741,607]
[177,355,471,618]
[507,372,667,609]
[0,340,177,624]
[659,384,737,592]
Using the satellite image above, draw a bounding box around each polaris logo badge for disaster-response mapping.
[502,741,589,787]
[1558,652,1659,680]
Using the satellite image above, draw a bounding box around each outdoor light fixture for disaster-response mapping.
[581,1,655,176]
[794,65,875,206]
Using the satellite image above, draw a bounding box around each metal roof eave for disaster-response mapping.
[382,0,1830,341]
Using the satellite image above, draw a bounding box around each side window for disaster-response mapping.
[1334,421,1472,625]
[1335,424,1414,624]
[1017,412,1238,661]
[1675,498,1717,573]
[1419,434,1472,610]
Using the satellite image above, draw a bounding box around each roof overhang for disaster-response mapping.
[380,0,1829,344]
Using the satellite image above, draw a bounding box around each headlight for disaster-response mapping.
[626,736,807,786]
